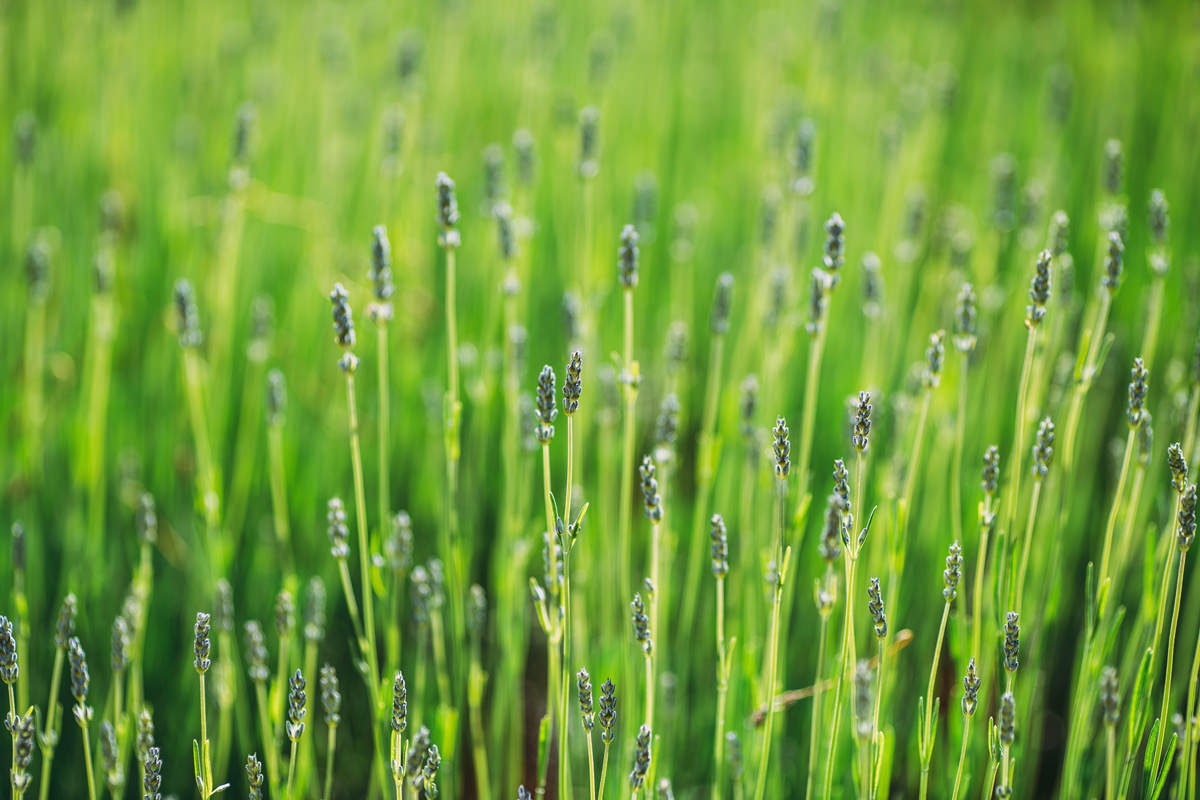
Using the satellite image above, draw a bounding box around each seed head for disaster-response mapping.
[954,283,977,354]
[422,744,442,798]
[1032,417,1055,480]
[999,691,1015,746]
[137,709,155,763]
[275,589,296,641]
[286,668,306,741]
[658,778,675,800]
[982,445,1000,496]
[852,391,872,453]
[483,143,505,208]
[495,202,517,262]
[56,594,78,650]
[143,745,162,800]
[406,726,431,779]
[823,212,846,280]
[962,658,981,718]
[599,679,617,743]
[654,394,680,461]
[773,416,791,479]
[924,331,945,388]
[304,577,326,644]
[640,456,663,522]
[370,224,395,304]
[563,351,583,415]
[68,636,89,704]
[1149,188,1169,248]
[14,112,36,164]
[1100,666,1120,726]
[943,541,963,601]
[174,278,203,348]
[1178,484,1197,552]
[862,252,884,319]
[392,670,407,733]
[514,129,535,185]
[101,720,119,786]
[1003,611,1020,674]
[386,512,414,575]
[329,282,356,351]
[214,579,234,633]
[535,365,558,444]
[819,492,846,564]
[1169,443,1189,493]
[1026,250,1052,327]
[436,172,460,247]
[741,376,759,444]
[618,224,639,289]
[578,668,595,731]
[469,584,488,639]
[316,664,341,727]
[111,615,130,674]
[806,268,829,335]
[710,514,729,577]
[265,369,287,425]
[631,593,652,655]
[0,617,16,685]
[579,106,600,178]
[1103,139,1123,195]
[629,725,652,790]
[792,118,815,182]
[711,272,734,334]
[1048,210,1070,258]
[244,621,269,683]
[1102,231,1124,294]
[867,576,888,638]
[193,612,211,674]
[328,497,350,559]
[246,753,264,799]
[854,660,874,737]
[1127,357,1148,428]
[10,708,35,792]
[992,153,1017,231]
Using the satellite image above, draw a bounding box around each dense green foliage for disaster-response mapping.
[3,0,1200,797]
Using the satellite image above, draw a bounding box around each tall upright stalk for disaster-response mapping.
[755,418,791,800]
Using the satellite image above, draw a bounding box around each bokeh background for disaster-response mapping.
[3,0,1200,796]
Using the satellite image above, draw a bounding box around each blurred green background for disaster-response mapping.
[3,0,1200,796]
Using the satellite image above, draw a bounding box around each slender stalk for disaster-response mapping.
[1012,480,1043,614]
[323,725,337,800]
[1184,384,1200,464]
[682,334,726,633]
[1152,549,1188,773]
[597,737,611,800]
[559,415,575,800]
[918,602,952,800]
[1106,725,1116,800]
[254,681,280,796]
[267,423,292,564]
[754,476,788,800]
[1097,429,1136,616]
[80,718,97,800]
[951,351,969,547]
[713,575,729,800]
[971,495,994,662]
[377,319,391,543]
[37,648,65,800]
[868,644,886,800]
[1061,293,1111,469]
[803,595,831,800]
[998,328,1037,603]
[441,244,466,706]
[795,330,828,519]
[182,348,221,568]
[901,390,934,528]
[286,739,298,799]
[586,731,596,800]
[345,374,380,705]
[950,711,971,800]
[618,286,637,623]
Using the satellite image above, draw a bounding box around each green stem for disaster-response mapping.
[868,643,886,800]
[286,739,298,799]
[803,603,831,800]
[378,318,391,541]
[345,374,381,706]
[255,681,280,797]
[1012,479,1044,615]
[80,716,97,800]
[713,576,728,800]
[597,740,610,800]
[795,329,828,522]
[998,328,1037,606]
[1097,429,1136,617]
[951,352,969,549]
[1153,549,1188,774]
[618,286,637,630]
[586,731,596,800]
[37,647,64,800]
[1061,292,1111,470]
[754,477,787,800]
[267,423,292,567]
[950,714,971,800]
[323,725,337,800]
[1106,724,1116,800]
[918,602,951,800]
[971,496,994,662]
